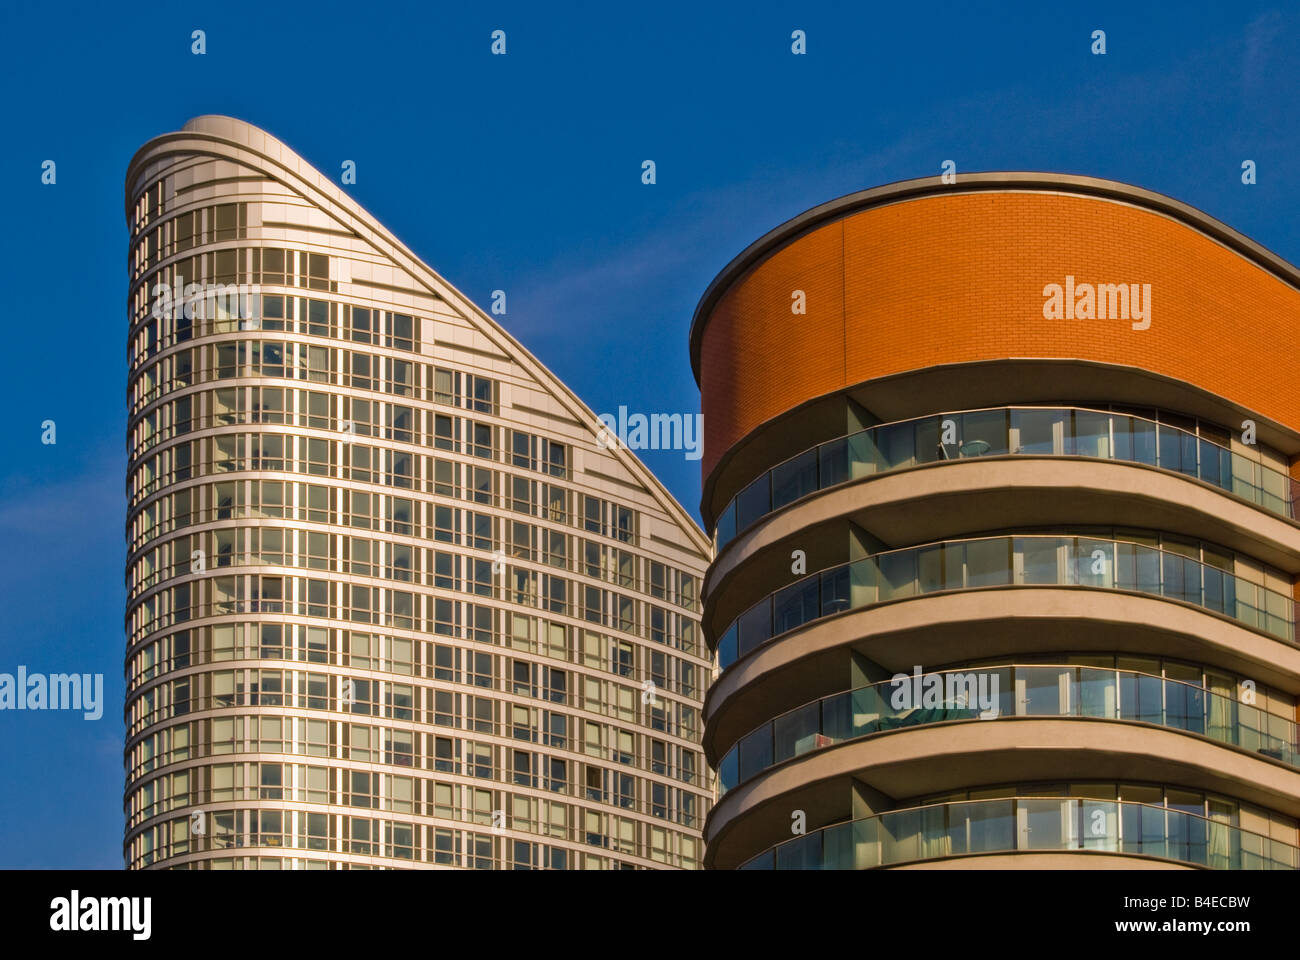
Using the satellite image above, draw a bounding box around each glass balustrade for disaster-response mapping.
[717,665,1299,794]
[715,534,1295,669]
[714,407,1296,550]
[737,796,1298,870]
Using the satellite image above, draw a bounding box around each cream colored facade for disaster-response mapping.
[124,116,713,869]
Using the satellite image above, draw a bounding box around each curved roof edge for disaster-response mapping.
[126,115,711,555]
[688,171,1300,384]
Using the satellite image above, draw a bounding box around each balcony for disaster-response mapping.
[714,406,1297,552]
[715,534,1295,670]
[737,796,1298,870]
[717,664,1299,794]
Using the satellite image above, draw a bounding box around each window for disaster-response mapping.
[615,506,635,543]
[388,543,414,582]
[470,467,493,505]
[255,341,285,377]
[435,369,455,405]
[434,415,457,452]
[584,585,604,624]
[389,822,414,860]
[649,562,666,599]
[544,529,567,569]
[302,437,331,476]
[387,683,414,721]
[212,204,240,242]
[261,249,286,285]
[307,253,329,290]
[298,718,329,758]
[307,345,331,383]
[302,766,329,804]
[254,387,285,424]
[471,422,493,459]
[544,667,567,704]
[511,476,533,514]
[584,541,604,579]
[302,626,330,664]
[434,369,497,413]
[469,742,493,779]
[347,444,374,482]
[433,828,459,865]
[650,739,668,775]
[468,512,493,551]
[349,351,375,390]
[512,430,531,468]
[348,306,372,344]
[387,496,414,535]
[389,404,414,443]
[389,358,414,396]
[434,736,460,774]
[509,431,567,477]
[304,299,331,338]
[434,551,459,590]
[542,484,566,522]
[347,491,378,529]
[584,496,603,535]
[470,696,494,733]
[434,505,459,544]
[433,690,458,727]
[547,441,567,478]
[213,387,242,425]
[468,374,495,413]
[387,313,414,351]
[512,750,534,787]
[299,672,329,710]
[348,817,375,855]
[650,607,667,645]
[348,770,377,808]
[433,459,458,497]
[259,294,285,331]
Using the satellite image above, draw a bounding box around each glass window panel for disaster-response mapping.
[771,449,818,511]
[960,409,1008,457]
[1071,409,1111,458]
[964,538,1012,588]
[1012,408,1064,455]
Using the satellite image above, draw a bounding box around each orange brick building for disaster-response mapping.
[691,173,1300,870]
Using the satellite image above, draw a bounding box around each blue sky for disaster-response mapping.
[1,0,1298,867]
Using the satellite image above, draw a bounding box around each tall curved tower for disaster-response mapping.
[692,173,1300,869]
[124,116,712,869]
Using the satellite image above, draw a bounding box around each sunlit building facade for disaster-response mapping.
[124,116,712,869]
[692,173,1300,869]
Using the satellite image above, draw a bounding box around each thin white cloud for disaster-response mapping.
[1243,9,1286,93]
[506,145,918,340]
[0,459,121,541]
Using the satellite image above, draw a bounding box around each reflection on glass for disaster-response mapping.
[718,533,1295,670]
[743,797,1298,870]
[716,406,1296,551]
[718,664,1300,795]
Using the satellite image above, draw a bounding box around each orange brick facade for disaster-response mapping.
[698,190,1300,481]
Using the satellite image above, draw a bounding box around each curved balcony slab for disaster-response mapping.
[705,718,1300,868]
[705,457,1300,632]
[705,587,1300,758]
